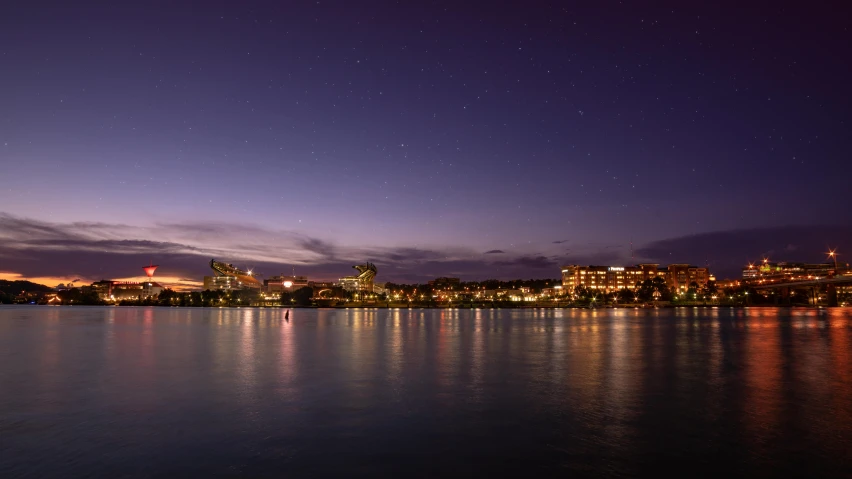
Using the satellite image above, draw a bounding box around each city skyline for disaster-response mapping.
[0,211,848,289]
[1,2,850,286]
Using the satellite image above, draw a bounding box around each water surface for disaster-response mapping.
[1,306,850,477]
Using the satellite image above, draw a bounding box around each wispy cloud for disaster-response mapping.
[4,214,848,286]
[0,214,566,286]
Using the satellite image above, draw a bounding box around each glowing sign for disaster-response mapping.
[283,281,293,288]
[608,267,624,271]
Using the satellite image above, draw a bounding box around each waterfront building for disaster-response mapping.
[540,286,563,297]
[667,264,710,292]
[92,264,164,301]
[561,264,710,293]
[742,266,760,280]
[307,281,342,300]
[715,279,742,290]
[339,262,377,293]
[205,259,261,291]
[338,277,361,292]
[561,264,664,292]
[92,280,163,301]
[742,261,836,282]
[264,275,309,293]
[203,276,241,291]
[478,289,526,301]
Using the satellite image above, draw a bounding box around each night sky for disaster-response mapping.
[1,1,850,287]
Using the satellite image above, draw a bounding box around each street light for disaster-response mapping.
[827,248,839,271]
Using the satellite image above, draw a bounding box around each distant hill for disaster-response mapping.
[0,280,55,296]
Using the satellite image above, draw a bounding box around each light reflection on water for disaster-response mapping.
[0,306,851,477]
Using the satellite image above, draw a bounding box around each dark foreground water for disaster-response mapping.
[1,306,851,478]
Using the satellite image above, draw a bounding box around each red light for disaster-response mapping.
[143,265,159,278]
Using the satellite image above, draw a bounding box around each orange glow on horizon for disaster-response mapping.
[0,271,82,288]
[0,271,202,292]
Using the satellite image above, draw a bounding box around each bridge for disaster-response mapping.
[751,274,852,290]
[749,273,852,306]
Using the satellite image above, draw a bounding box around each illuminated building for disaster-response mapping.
[715,279,742,290]
[667,264,710,292]
[308,281,340,301]
[338,277,360,292]
[91,264,164,301]
[561,263,710,293]
[742,265,760,280]
[107,281,163,301]
[264,275,309,293]
[480,289,524,300]
[373,282,388,295]
[541,286,563,297]
[339,262,377,292]
[204,259,261,291]
[741,261,836,282]
[561,264,663,292]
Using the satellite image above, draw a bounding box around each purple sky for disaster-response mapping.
[1,1,850,286]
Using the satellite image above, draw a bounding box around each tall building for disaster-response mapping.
[561,263,710,293]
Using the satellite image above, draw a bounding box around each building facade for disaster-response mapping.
[667,264,711,292]
[205,259,261,291]
[263,275,309,293]
[91,280,163,301]
[561,264,711,293]
[742,262,836,282]
[339,262,377,293]
[203,275,244,291]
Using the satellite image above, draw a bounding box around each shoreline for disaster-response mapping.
[3,303,840,310]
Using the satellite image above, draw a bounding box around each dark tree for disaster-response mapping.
[292,287,314,306]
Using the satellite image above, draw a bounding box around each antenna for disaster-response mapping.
[630,238,634,260]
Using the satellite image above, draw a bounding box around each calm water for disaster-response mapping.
[1,306,851,478]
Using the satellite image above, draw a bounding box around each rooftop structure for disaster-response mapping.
[143,263,159,279]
